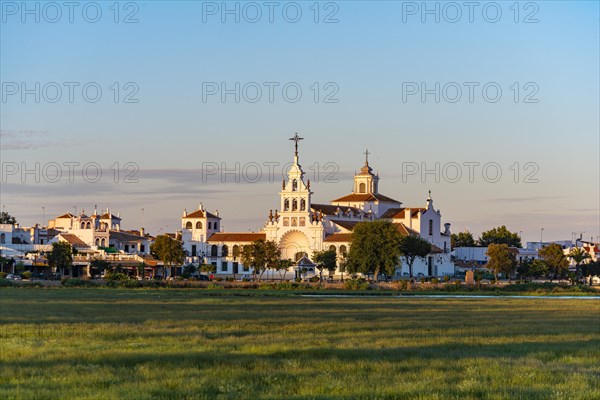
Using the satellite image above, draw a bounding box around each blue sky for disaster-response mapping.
[1,1,599,243]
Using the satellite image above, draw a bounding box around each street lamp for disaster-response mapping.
[540,228,544,248]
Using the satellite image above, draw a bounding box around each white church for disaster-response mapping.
[181,135,454,279]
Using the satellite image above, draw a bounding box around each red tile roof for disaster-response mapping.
[331,193,400,203]
[183,210,221,219]
[311,204,362,216]
[393,223,420,236]
[207,232,266,243]
[324,233,353,243]
[330,220,360,231]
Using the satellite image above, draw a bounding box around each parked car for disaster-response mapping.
[198,274,210,281]
[5,274,22,281]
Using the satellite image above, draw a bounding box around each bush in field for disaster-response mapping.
[207,283,221,290]
[21,271,32,280]
[0,272,7,279]
[61,278,97,287]
[344,279,370,291]
[105,272,129,281]
[431,278,440,284]
[443,275,450,283]
[0,278,13,287]
[394,280,410,291]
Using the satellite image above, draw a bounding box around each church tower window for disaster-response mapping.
[292,199,298,211]
[428,220,433,236]
[299,217,306,226]
[292,179,298,191]
[196,221,202,229]
[291,217,298,226]
[186,221,192,229]
[283,217,290,226]
[284,199,290,211]
[359,183,366,193]
[300,199,306,211]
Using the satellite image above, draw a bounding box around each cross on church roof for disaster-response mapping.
[289,133,304,156]
[364,149,370,164]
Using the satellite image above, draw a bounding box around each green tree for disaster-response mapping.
[346,220,403,281]
[517,257,548,280]
[399,235,432,279]
[581,261,600,286]
[567,247,591,283]
[451,231,476,248]
[200,263,216,277]
[150,235,185,279]
[274,258,294,281]
[240,240,281,281]
[181,264,196,279]
[0,211,17,225]
[314,250,337,283]
[478,226,522,248]
[47,242,73,277]
[538,243,569,281]
[486,243,516,281]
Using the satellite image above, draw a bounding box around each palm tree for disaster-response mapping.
[568,247,591,283]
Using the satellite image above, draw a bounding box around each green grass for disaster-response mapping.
[1,288,599,399]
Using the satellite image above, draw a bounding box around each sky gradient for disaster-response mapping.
[1,1,599,244]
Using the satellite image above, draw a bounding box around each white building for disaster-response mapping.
[181,136,455,279]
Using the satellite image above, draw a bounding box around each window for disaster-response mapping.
[211,245,218,257]
[292,199,298,211]
[443,241,447,252]
[283,217,289,226]
[299,217,305,227]
[284,199,290,211]
[292,179,298,191]
[221,262,228,272]
[86,222,91,229]
[243,263,250,272]
[300,199,306,211]
[81,222,86,229]
[339,245,347,256]
[359,183,366,193]
[233,245,240,258]
[329,245,336,253]
[125,245,129,252]
[428,220,433,236]
[222,245,228,257]
[196,221,202,229]
[186,221,192,229]
[140,244,145,252]
[192,245,197,255]
[95,238,100,246]
[214,222,219,230]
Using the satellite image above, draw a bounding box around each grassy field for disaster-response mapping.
[1,288,599,399]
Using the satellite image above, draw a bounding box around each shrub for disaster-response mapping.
[0,278,13,287]
[215,277,223,282]
[226,277,234,282]
[207,283,221,290]
[105,272,129,281]
[21,271,32,280]
[309,276,320,283]
[61,278,97,287]
[344,279,370,291]
[242,278,250,282]
[0,272,8,279]
[431,278,440,284]
[420,277,426,284]
[443,275,450,283]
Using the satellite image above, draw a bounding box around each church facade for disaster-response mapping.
[181,136,454,279]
